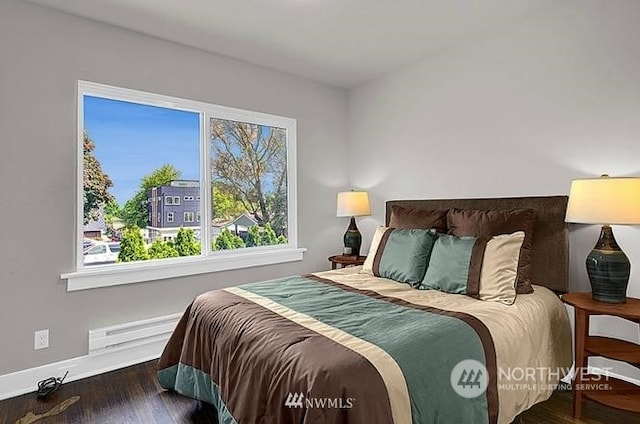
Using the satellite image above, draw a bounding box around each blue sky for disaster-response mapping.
[84,96,200,205]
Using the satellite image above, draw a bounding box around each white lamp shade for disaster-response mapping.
[336,191,371,217]
[566,176,640,224]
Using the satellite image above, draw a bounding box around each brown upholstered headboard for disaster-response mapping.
[386,196,569,293]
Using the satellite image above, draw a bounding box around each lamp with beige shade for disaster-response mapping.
[336,191,371,256]
[566,175,640,303]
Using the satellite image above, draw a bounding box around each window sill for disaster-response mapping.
[61,247,307,291]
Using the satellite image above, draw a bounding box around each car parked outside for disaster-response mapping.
[83,242,120,265]
[83,238,97,250]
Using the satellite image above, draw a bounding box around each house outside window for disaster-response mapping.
[148,181,199,241]
[63,81,303,291]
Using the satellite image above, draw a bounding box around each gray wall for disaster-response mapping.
[349,0,640,380]
[3,0,640,383]
[0,0,348,374]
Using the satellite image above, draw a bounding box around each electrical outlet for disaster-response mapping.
[34,329,49,350]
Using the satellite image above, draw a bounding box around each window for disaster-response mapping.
[209,118,289,249]
[165,196,180,206]
[63,81,302,291]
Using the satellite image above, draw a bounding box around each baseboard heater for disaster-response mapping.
[89,312,182,355]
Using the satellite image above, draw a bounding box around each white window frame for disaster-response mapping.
[62,81,305,291]
[167,212,174,223]
[184,211,195,223]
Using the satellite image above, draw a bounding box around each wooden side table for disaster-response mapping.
[562,292,640,419]
[328,255,366,270]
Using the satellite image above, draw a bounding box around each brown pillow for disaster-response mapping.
[388,206,447,233]
[447,208,537,294]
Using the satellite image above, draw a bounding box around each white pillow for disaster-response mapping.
[360,226,389,275]
[479,231,525,305]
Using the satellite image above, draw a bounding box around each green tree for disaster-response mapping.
[118,226,149,262]
[213,228,245,250]
[103,199,121,237]
[122,164,181,228]
[212,183,245,220]
[261,223,278,246]
[147,240,179,259]
[174,228,201,256]
[246,225,262,247]
[103,199,121,221]
[266,192,287,236]
[210,120,287,231]
[83,131,114,224]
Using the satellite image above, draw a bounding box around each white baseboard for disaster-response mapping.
[0,337,168,401]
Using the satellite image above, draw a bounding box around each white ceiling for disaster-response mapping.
[26,0,550,88]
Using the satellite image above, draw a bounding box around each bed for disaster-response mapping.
[158,196,573,424]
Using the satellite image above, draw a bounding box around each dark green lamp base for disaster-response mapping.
[343,217,362,257]
[586,225,630,304]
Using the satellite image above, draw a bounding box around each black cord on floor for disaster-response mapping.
[36,371,69,399]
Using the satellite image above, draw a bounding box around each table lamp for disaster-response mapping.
[336,191,371,256]
[565,175,640,303]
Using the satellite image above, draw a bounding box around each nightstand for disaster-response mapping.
[562,292,640,419]
[328,255,366,270]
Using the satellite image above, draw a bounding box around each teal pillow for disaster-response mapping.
[372,228,437,286]
[419,234,485,294]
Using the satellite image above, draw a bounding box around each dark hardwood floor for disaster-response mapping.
[1,361,639,423]
[0,361,216,424]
